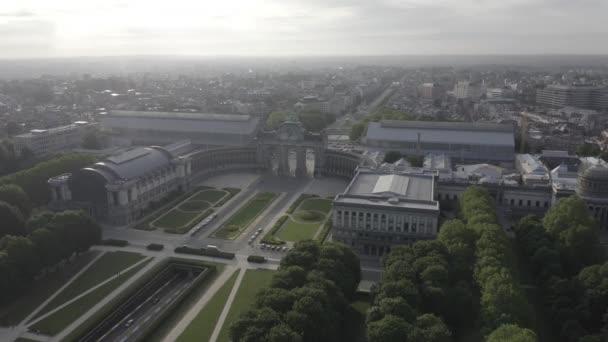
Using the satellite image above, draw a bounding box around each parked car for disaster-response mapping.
[125,319,135,327]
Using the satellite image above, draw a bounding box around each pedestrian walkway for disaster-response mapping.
[162,265,238,341]
[209,267,246,342]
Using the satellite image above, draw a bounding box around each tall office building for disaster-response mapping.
[536,84,608,110]
[453,81,483,99]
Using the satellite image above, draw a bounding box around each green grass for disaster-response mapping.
[292,210,325,222]
[0,251,99,326]
[15,338,39,342]
[190,189,228,203]
[216,269,275,342]
[33,251,144,320]
[299,198,332,213]
[176,270,239,342]
[154,208,202,229]
[29,258,151,336]
[179,200,211,212]
[277,219,323,241]
[213,192,278,239]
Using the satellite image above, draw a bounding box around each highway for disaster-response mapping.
[97,271,194,342]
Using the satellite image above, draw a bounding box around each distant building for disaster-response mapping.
[365,120,515,167]
[454,81,483,99]
[333,168,440,258]
[295,96,330,114]
[419,83,445,100]
[13,121,96,158]
[100,111,262,147]
[536,84,608,111]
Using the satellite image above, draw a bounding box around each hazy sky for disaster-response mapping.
[1,0,607,58]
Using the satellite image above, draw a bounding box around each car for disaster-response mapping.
[257,228,263,233]
[152,297,160,304]
[260,244,266,250]
[125,319,135,327]
[272,246,280,251]
[282,246,288,252]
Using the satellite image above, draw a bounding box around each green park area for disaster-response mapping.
[0,251,100,326]
[275,197,332,242]
[32,251,145,320]
[176,270,239,342]
[29,257,150,336]
[213,192,278,239]
[216,269,275,342]
[151,189,230,233]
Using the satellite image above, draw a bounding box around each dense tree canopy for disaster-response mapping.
[0,201,26,237]
[0,210,101,306]
[266,111,289,130]
[230,241,360,342]
[0,153,96,205]
[486,324,538,342]
[0,184,31,218]
[383,151,402,164]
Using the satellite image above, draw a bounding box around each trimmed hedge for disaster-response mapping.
[247,255,267,263]
[174,246,235,260]
[147,243,164,251]
[261,215,289,245]
[99,239,129,247]
[286,194,318,214]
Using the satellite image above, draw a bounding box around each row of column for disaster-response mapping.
[334,209,436,235]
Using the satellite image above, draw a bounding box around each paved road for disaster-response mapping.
[99,272,192,342]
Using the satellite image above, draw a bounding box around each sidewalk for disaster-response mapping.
[161,265,238,341]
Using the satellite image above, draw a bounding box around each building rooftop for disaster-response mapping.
[102,110,260,136]
[366,120,515,147]
[336,169,439,212]
[94,146,172,181]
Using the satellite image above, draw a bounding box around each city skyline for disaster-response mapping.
[1,0,608,58]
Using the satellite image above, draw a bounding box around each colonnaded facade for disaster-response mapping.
[48,118,364,226]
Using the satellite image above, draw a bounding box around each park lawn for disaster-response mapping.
[179,200,211,212]
[29,258,151,336]
[0,251,100,326]
[216,269,275,342]
[154,208,202,229]
[190,189,228,203]
[176,269,239,342]
[277,219,323,242]
[214,192,278,239]
[299,198,333,213]
[33,251,144,319]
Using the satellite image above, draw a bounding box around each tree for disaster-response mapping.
[486,324,538,342]
[0,184,31,217]
[559,224,603,272]
[48,210,101,257]
[25,211,55,234]
[577,143,601,157]
[29,228,62,270]
[349,122,366,141]
[82,131,102,149]
[412,314,452,342]
[266,111,289,130]
[367,315,413,342]
[543,196,595,237]
[270,266,308,290]
[383,151,402,164]
[0,235,40,280]
[268,323,303,342]
[0,201,26,237]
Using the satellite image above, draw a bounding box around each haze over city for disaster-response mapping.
[1,0,608,58]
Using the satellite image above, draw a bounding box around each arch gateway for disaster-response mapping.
[187,117,364,179]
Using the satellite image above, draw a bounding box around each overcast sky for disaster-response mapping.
[1,0,607,58]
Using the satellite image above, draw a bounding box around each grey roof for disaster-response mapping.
[102,111,259,135]
[346,172,433,201]
[94,146,171,180]
[366,120,515,147]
